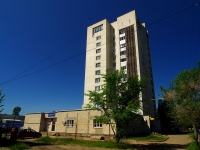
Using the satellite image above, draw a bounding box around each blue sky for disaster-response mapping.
[0,0,200,115]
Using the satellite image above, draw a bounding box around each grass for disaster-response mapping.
[125,133,167,141]
[186,133,200,150]
[0,138,30,150]
[36,136,133,149]
[9,142,30,150]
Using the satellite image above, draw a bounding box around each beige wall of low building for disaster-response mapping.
[24,109,152,136]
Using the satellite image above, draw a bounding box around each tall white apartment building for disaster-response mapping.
[83,10,156,118]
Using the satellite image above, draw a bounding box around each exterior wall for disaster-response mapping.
[24,110,151,135]
[83,19,111,107]
[83,10,156,118]
[24,113,43,132]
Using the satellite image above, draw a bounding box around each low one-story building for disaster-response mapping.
[24,109,159,137]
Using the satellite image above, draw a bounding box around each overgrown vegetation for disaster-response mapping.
[85,70,146,142]
[36,136,133,149]
[161,61,200,145]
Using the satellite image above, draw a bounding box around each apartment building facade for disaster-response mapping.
[83,10,156,118]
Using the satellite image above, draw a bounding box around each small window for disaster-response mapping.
[120,50,126,56]
[113,56,116,60]
[113,36,115,40]
[96,49,101,54]
[66,120,74,128]
[120,44,126,48]
[113,63,116,67]
[112,50,116,54]
[96,42,101,47]
[93,24,103,34]
[93,119,102,128]
[96,36,101,40]
[113,43,116,46]
[119,30,125,34]
[121,66,126,69]
[120,36,125,41]
[96,63,100,67]
[120,58,126,62]
[95,78,100,83]
[95,86,100,91]
[95,70,100,75]
[96,56,101,60]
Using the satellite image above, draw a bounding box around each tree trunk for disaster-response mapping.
[193,124,199,146]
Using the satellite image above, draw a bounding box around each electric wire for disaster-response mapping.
[147,3,199,27]
[0,3,199,86]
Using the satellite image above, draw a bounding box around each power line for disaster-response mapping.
[2,34,84,84]
[0,3,199,86]
[147,3,199,27]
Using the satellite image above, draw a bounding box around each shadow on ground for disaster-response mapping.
[133,143,188,150]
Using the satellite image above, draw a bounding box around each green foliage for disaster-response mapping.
[36,136,132,149]
[9,142,30,150]
[0,89,5,113]
[85,70,146,142]
[126,133,167,141]
[187,142,200,150]
[161,61,200,144]
[12,106,21,115]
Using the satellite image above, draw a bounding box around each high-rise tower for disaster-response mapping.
[83,10,156,118]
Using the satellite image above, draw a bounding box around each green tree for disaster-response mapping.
[85,70,146,142]
[12,106,21,115]
[0,89,5,113]
[161,61,200,145]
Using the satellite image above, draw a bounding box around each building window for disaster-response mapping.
[96,56,101,60]
[120,44,126,48]
[113,56,116,60]
[120,50,126,56]
[95,78,100,83]
[96,36,101,40]
[113,43,116,46]
[93,119,102,128]
[66,120,74,128]
[113,63,116,67]
[96,49,101,54]
[121,66,126,69]
[95,70,100,75]
[95,86,100,91]
[119,29,125,34]
[120,58,126,62]
[96,63,100,67]
[120,36,125,41]
[113,36,115,40]
[112,50,116,54]
[93,24,103,34]
[96,42,101,47]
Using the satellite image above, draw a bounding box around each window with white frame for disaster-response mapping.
[96,49,101,53]
[120,43,126,48]
[120,36,125,41]
[95,78,100,83]
[96,63,100,67]
[95,70,100,75]
[96,36,101,40]
[120,50,126,56]
[93,119,102,128]
[66,120,74,128]
[95,86,100,91]
[96,56,101,60]
[120,58,126,62]
[96,42,101,47]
